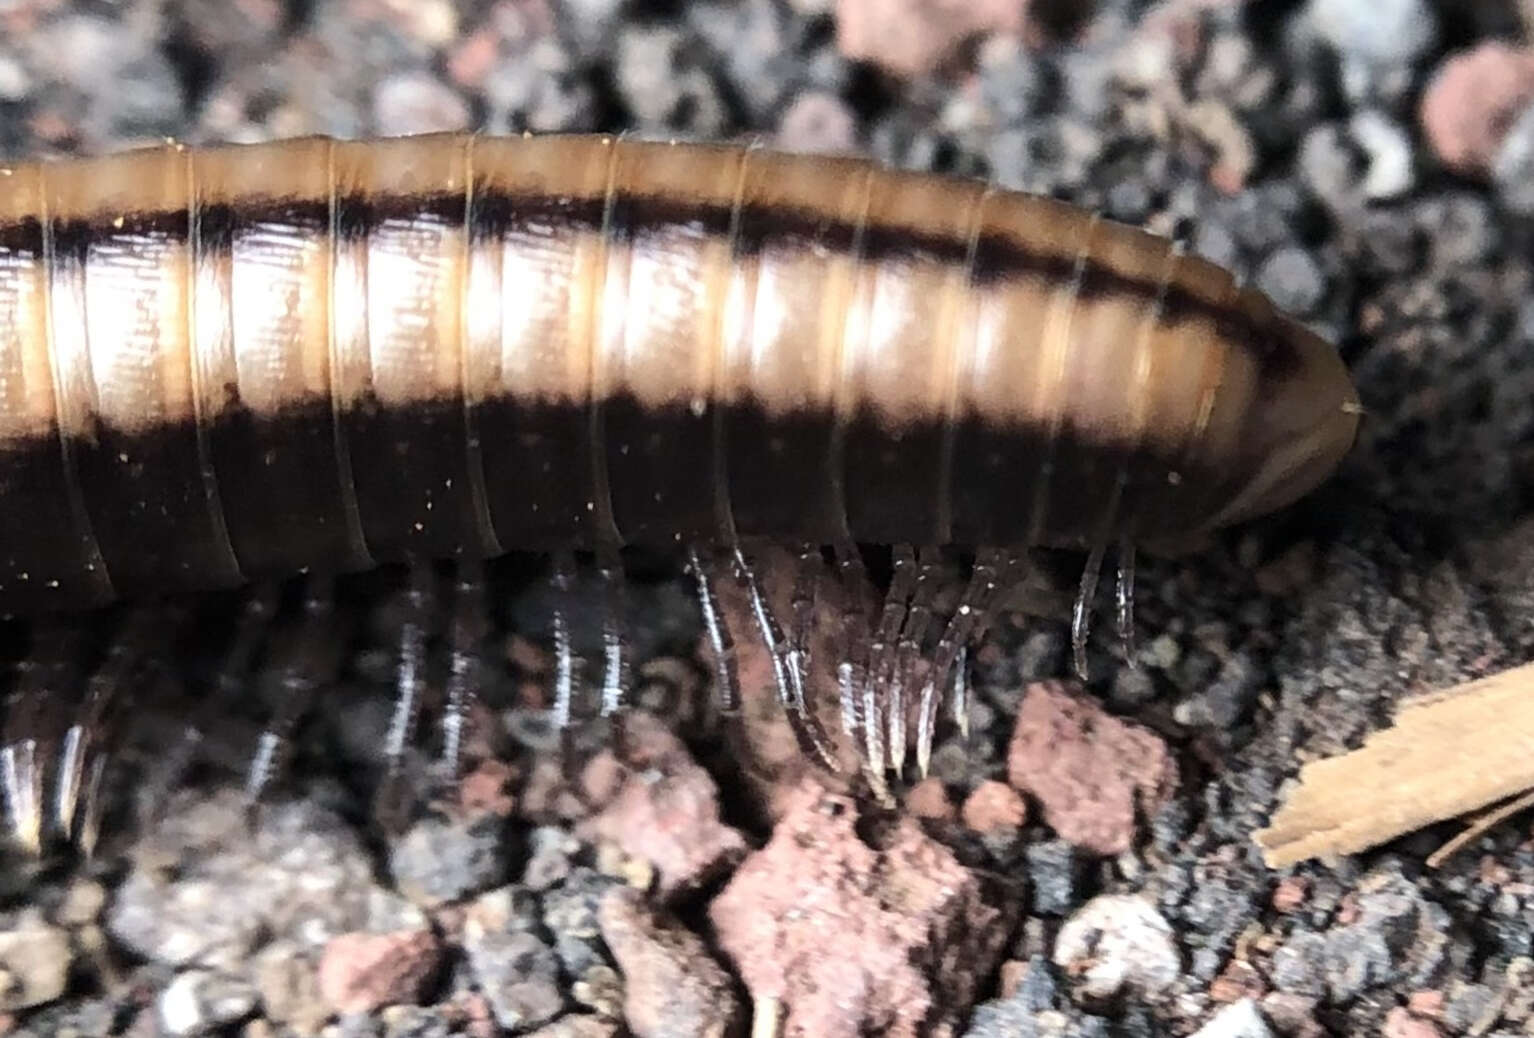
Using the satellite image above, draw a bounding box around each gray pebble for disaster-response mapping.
[483,37,598,134]
[615,27,726,135]
[389,813,514,908]
[1255,248,1327,317]
[1174,653,1263,730]
[466,886,543,937]
[1322,927,1395,1003]
[1053,895,1181,1001]
[524,826,581,891]
[1299,123,1363,212]
[463,929,565,1031]
[1493,102,1534,217]
[381,1004,457,1038]
[1027,841,1079,918]
[372,71,471,136]
[544,868,619,941]
[0,920,71,1010]
[1307,0,1436,101]
[157,969,258,1037]
[1189,999,1273,1038]
[1418,193,1497,268]
[107,791,380,972]
[1270,932,1327,997]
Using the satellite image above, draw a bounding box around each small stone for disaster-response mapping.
[318,930,443,1016]
[905,777,955,822]
[462,924,564,1031]
[371,71,471,136]
[253,941,330,1037]
[615,27,726,134]
[710,781,1011,1038]
[1254,248,1326,319]
[1026,840,1078,917]
[571,963,623,1019]
[1053,895,1181,1002]
[835,0,1027,78]
[1190,999,1274,1038]
[777,90,858,155]
[1007,681,1177,856]
[158,970,259,1036]
[1308,0,1436,98]
[0,922,71,1010]
[1382,1006,1444,1038]
[55,879,107,927]
[1493,102,1534,215]
[1270,933,1326,997]
[524,826,581,891]
[543,868,620,942]
[578,711,747,901]
[1421,43,1534,176]
[523,1016,622,1038]
[599,887,741,1038]
[962,781,1027,835]
[1272,877,1309,914]
[389,812,514,908]
[1349,110,1415,200]
[106,790,382,972]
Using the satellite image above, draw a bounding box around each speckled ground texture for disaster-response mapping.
[3,1,1534,1036]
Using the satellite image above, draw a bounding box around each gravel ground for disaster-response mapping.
[4,1,1534,1036]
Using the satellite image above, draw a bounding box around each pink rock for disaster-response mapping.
[1383,1006,1444,1038]
[1006,680,1176,855]
[961,780,1027,836]
[709,780,1012,1038]
[1421,42,1534,176]
[904,777,955,822]
[578,711,747,901]
[318,930,442,1016]
[835,0,1028,78]
[598,887,743,1038]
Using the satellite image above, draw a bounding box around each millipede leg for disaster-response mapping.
[245,576,335,812]
[888,547,939,775]
[864,544,918,786]
[376,561,436,825]
[148,583,279,822]
[832,542,873,741]
[439,558,487,777]
[732,542,837,770]
[688,545,741,714]
[786,543,820,711]
[1072,542,1107,680]
[916,548,1010,778]
[54,606,159,847]
[549,550,578,730]
[0,625,74,854]
[1116,539,1138,668]
[596,545,629,717]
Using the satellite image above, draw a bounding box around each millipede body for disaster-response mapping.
[0,132,1360,840]
[0,131,1357,613]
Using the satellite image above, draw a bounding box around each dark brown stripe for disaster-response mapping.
[0,187,1301,379]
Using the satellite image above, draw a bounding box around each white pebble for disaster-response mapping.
[1053,894,1181,1001]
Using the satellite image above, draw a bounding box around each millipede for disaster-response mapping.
[0,130,1359,852]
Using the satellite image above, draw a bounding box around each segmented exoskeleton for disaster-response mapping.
[0,132,1359,845]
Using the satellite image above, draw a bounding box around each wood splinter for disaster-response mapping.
[1255,660,1534,868]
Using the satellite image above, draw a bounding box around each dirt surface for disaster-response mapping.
[3,1,1534,1036]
